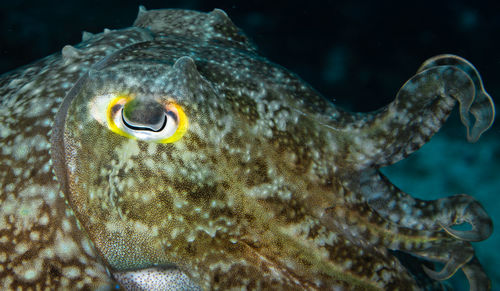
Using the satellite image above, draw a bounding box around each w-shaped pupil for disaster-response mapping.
[122,99,166,132]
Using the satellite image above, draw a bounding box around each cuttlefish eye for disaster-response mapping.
[122,99,167,132]
[106,95,188,143]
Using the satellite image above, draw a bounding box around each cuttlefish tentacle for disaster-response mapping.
[354,170,493,242]
[462,257,492,291]
[341,55,494,170]
[409,239,474,280]
[421,252,471,281]
[417,54,495,142]
[322,198,491,289]
[413,243,491,290]
[438,196,493,242]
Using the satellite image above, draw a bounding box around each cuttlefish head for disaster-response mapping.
[51,43,317,288]
[51,52,256,283]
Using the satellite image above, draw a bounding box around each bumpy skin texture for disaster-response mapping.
[0,6,495,290]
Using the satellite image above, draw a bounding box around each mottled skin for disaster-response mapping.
[0,7,495,290]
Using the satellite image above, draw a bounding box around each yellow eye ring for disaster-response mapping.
[105,95,188,143]
[158,102,189,143]
[106,95,134,139]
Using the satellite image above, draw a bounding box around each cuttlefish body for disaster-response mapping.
[0,7,495,290]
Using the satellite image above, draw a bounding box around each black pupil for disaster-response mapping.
[122,100,167,132]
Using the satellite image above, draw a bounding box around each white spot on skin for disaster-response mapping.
[62,219,72,232]
[14,242,29,255]
[0,252,7,262]
[133,221,150,233]
[81,237,96,258]
[63,266,81,279]
[147,142,157,155]
[12,258,42,282]
[389,213,399,222]
[55,231,79,261]
[39,213,49,225]
[30,231,40,241]
[23,269,37,280]
[40,247,54,259]
[343,260,353,269]
[0,125,13,139]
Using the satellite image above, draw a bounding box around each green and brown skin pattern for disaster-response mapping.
[0,6,496,290]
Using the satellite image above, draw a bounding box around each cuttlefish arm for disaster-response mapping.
[340,55,495,170]
[321,193,490,290]
[335,55,494,290]
[351,169,491,289]
[338,55,494,242]
[417,54,495,142]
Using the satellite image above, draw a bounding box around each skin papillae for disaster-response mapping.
[0,6,495,291]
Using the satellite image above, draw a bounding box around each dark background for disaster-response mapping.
[1,0,500,115]
[1,1,499,290]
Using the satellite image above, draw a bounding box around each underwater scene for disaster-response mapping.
[1,0,499,290]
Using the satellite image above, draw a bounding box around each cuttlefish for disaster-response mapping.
[0,6,495,290]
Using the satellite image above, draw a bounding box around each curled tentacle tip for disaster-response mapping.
[440,222,492,242]
[422,246,473,282]
[438,198,493,242]
[416,54,495,142]
[465,89,495,143]
[422,264,456,281]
